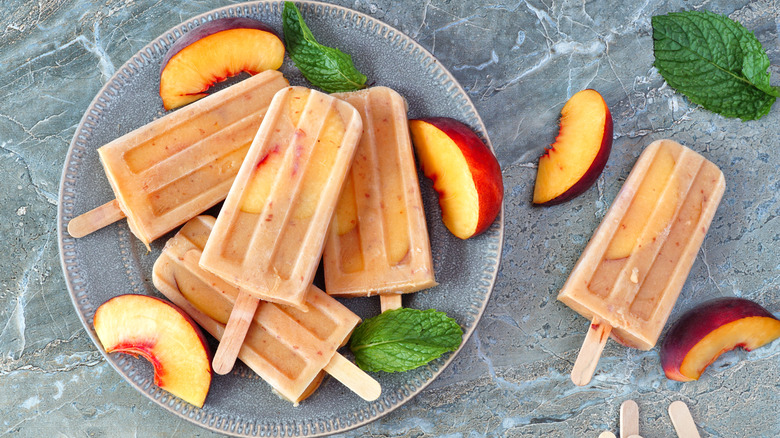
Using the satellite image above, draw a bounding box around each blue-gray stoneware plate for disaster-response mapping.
[57,1,504,436]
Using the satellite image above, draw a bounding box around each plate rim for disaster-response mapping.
[56,1,505,436]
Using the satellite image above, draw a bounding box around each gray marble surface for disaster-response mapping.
[1,0,778,436]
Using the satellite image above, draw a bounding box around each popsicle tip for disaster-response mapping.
[668,400,701,438]
[668,400,687,412]
[362,378,382,401]
[66,219,87,238]
[212,346,240,375]
[211,292,261,375]
[67,199,125,238]
[620,399,640,438]
[570,318,612,386]
[212,359,235,375]
[379,294,402,313]
[323,353,382,401]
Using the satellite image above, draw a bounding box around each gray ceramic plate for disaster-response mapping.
[57,1,503,436]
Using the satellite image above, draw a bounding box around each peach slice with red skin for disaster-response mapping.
[160,17,285,110]
[409,117,503,239]
[93,294,212,407]
[533,89,613,205]
[660,297,780,382]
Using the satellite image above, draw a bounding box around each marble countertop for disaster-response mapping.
[1,0,778,436]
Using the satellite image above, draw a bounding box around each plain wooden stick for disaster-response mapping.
[379,294,402,312]
[598,432,617,438]
[211,291,260,375]
[67,199,125,238]
[323,352,381,401]
[669,401,701,438]
[571,317,612,386]
[620,399,640,438]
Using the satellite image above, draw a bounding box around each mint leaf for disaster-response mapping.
[349,308,463,373]
[652,10,779,120]
[282,2,367,92]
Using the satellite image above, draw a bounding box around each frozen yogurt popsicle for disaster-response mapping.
[152,216,381,404]
[67,70,289,248]
[324,87,436,312]
[199,86,362,373]
[558,139,725,385]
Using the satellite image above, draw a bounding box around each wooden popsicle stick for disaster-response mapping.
[67,199,125,238]
[668,401,701,438]
[571,317,612,386]
[379,294,402,312]
[323,352,381,401]
[620,400,640,438]
[598,432,617,438]
[212,291,260,375]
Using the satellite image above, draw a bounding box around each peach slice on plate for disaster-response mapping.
[160,17,285,110]
[409,117,503,239]
[660,297,780,382]
[93,294,212,407]
[533,89,613,205]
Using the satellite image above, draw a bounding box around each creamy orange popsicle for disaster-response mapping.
[67,70,289,248]
[199,86,362,373]
[199,86,362,308]
[558,139,725,385]
[153,216,381,404]
[324,87,436,310]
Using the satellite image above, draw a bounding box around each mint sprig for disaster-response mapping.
[282,2,367,93]
[652,10,779,120]
[349,308,463,373]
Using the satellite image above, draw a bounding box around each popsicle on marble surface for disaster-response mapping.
[153,215,381,404]
[67,70,289,248]
[557,139,725,385]
[324,87,436,311]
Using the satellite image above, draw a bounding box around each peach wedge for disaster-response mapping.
[160,17,284,110]
[533,89,613,205]
[409,117,503,239]
[93,294,212,407]
[660,297,780,382]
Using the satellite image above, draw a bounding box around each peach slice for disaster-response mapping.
[409,117,503,239]
[93,294,212,407]
[533,89,613,205]
[160,17,285,110]
[660,297,780,382]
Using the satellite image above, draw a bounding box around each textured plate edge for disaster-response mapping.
[55,1,505,436]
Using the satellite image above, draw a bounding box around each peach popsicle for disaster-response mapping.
[67,70,289,248]
[324,87,436,312]
[558,139,725,385]
[199,86,362,373]
[153,216,381,404]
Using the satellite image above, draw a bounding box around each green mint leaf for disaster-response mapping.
[282,2,367,93]
[349,308,463,373]
[652,10,779,120]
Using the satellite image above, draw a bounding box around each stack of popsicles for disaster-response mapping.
[153,215,380,404]
[68,70,445,403]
